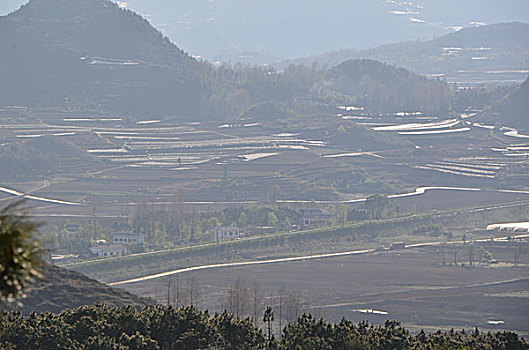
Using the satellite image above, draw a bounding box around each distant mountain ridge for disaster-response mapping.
[288,22,529,85]
[3,0,529,60]
[0,0,208,118]
[11,0,193,65]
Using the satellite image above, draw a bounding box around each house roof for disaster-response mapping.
[113,232,144,237]
[302,208,331,217]
[218,226,240,231]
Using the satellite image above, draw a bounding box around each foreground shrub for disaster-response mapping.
[0,306,527,349]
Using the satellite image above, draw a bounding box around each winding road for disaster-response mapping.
[0,185,81,206]
[108,234,529,287]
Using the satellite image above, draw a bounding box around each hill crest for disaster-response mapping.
[0,0,208,118]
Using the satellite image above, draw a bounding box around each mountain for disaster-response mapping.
[327,59,451,115]
[289,22,529,86]
[495,76,529,127]
[1,264,152,314]
[60,0,529,61]
[0,0,208,118]
[3,1,529,61]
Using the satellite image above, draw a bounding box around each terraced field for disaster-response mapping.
[1,107,528,226]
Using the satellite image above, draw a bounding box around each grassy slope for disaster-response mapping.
[0,264,152,314]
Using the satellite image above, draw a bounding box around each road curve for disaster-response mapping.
[0,186,81,206]
[108,249,375,286]
[108,233,529,287]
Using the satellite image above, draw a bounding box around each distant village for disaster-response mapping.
[51,208,334,263]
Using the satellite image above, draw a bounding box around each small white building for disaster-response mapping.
[90,242,128,257]
[64,224,80,234]
[302,208,332,227]
[486,222,529,233]
[216,227,241,242]
[112,232,145,245]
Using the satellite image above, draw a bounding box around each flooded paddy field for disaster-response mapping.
[122,245,529,336]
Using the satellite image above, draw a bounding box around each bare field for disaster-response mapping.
[121,245,529,336]
[2,109,529,336]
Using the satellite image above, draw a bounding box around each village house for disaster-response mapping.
[301,208,332,227]
[216,226,241,242]
[90,241,128,257]
[64,223,80,234]
[112,232,145,245]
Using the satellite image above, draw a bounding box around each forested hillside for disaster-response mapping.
[0,0,208,117]
[496,76,529,127]
[327,59,451,115]
[0,0,525,124]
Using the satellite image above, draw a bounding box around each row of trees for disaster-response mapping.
[37,203,303,253]
[117,203,304,247]
[38,192,408,253]
[0,304,526,349]
[157,276,306,333]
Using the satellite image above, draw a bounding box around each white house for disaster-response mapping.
[216,227,241,242]
[112,232,145,245]
[64,223,80,234]
[90,242,128,257]
[301,208,332,227]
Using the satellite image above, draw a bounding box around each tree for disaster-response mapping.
[266,212,279,227]
[0,201,43,302]
[263,306,274,346]
[183,276,200,307]
[468,244,475,267]
[285,291,303,322]
[514,245,522,267]
[238,211,248,227]
[250,279,264,328]
[276,285,285,332]
[223,278,249,317]
[365,194,390,219]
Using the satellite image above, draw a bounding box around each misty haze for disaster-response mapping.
[0,0,528,348]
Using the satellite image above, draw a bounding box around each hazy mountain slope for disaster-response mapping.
[90,0,529,60]
[327,59,451,115]
[0,136,101,179]
[0,0,208,118]
[1,265,152,315]
[2,0,529,61]
[496,76,529,128]
[291,22,529,84]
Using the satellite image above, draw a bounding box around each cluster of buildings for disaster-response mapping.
[215,208,332,242]
[82,208,334,258]
[90,232,145,257]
